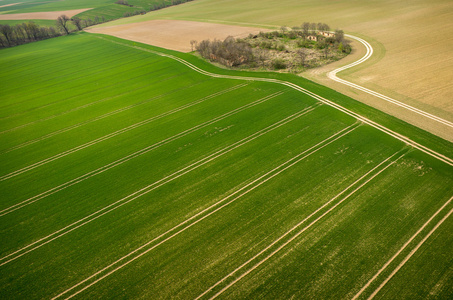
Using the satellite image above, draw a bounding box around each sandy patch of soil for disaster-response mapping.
[0,8,91,20]
[0,2,21,9]
[86,20,271,53]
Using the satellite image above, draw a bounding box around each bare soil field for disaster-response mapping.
[0,8,91,20]
[86,20,270,52]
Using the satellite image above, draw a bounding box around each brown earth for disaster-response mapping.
[0,8,91,20]
[86,19,271,53]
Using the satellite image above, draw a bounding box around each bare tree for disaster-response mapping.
[310,22,317,31]
[56,15,70,35]
[190,39,197,51]
[72,16,83,31]
[297,48,307,67]
[302,22,310,35]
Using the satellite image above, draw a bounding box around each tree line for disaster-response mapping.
[0,0,196,49]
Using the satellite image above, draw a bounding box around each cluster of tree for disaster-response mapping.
[255,26,351,55]
[196,36,253,67]
[0,22,61,48]
[150,0,195,11]
[115,0,133,6]
[195,22,352,72]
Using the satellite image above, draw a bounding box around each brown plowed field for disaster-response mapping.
[86,20,270,52]
[0,8,91,20]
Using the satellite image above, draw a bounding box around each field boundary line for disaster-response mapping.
[0,88,288,217]
[328,34,453,128]
[0,73,182,135]
[0,83,247,179]
[196,150,408,299]
[95,36,453,166]
[352,195,453,300]
[0,78,208,154]
[52,123,358,300]
[0,92,318,265]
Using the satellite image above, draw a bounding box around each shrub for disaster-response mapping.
[272,58,286,70]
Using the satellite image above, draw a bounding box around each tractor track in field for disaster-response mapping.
[0,83,250,215]
[51,123,358,300]
[96,36,452,166]
[327,34,453,129]
[0,98,319,266]
[197,149,408,299]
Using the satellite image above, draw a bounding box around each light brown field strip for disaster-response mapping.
[86,20,271,52]
[0,8,91,20]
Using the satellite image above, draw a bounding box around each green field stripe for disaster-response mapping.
[50,120,356,300]
[0,58,170,113]
[0,47,155,100]
[1,78,227,153]
[0,70,185,135]
[0,69,184,130]
[0,77,198,153]
[0,88,277,181]
[364,205,453,299]
[0,92,292,264]
[0,75,177,135]
[0,83,250,215]
[197,148,408,299]
[353,195,453,300]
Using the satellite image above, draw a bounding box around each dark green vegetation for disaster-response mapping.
[0,33,452,299]
[196,25,351,73]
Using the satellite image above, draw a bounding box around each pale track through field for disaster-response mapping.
[52,123,359,300]
[353,196,453,300]
[328,34,453,129]
[1,86,285,216]
[0,73,182,134]
[0,76,201,154]
[0,91,318,264]
[196,149,408,299]
[96,37,453,166]
[0,83,245,177]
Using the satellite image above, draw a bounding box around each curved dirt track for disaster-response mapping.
[328,34,453,129]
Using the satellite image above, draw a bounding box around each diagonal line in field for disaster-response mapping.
[52,122,358,300]
[0,83,248,180]
[0,78,209,154]
[0,87,283,217]
[353,195,453,300]
[199,149,408,300]
[0,91,297,264]
[0,73,182,135]
[99,37,452,166]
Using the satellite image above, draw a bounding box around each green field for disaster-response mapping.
[0,33,452,299]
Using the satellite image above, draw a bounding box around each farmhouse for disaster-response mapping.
[307,35,317,41]
[320,31,335,38]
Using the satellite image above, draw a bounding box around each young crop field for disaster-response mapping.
[0,33,452,299]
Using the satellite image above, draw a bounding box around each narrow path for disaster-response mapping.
[328,34,453,129]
